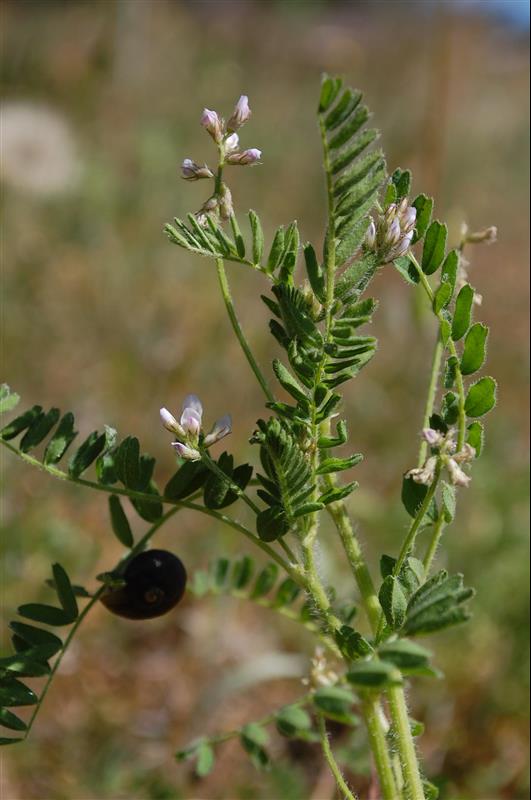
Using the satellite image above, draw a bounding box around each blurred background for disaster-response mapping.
[1,1,529,798]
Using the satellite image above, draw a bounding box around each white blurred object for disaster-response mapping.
[0,102,81,196]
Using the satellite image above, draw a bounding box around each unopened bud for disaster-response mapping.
[181,158,214,181]
[172,442,201,461]
[385,218,401,247]
[226,148,262,166]
[227,95,251,132]
[392,230,414,258]
[224,133,240,153]
[201,108,223,143]
[219,184,233,220]
[400,206,417,232]
[365,220,376,249]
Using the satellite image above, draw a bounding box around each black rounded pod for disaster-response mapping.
[100,549,187,620]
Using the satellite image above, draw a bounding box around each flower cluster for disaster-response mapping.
[365,197,417,263]
[160,395,231,461]
[406,428,476,488]
[180,96,261,224]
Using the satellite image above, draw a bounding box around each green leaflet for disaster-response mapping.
[464,377,497,417]
[421,221,447,275]
[460,323,489,375]
[452,284,474,341]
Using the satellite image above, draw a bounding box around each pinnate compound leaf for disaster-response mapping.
[464,377,497,418]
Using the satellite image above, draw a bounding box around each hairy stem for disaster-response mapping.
[363,696,399,800]
[323,478,381,632]
[422,512,446,574]
[408,252,467,451]
[418,336,444,467]
[393,463,442,579]
[317,714,358,800]
[387,686,425,800]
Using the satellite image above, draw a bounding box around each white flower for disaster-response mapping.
[160,395,231,460]
[422,428,444,447]
[405,457,437,486]
[0,102,81,196]
[447,458,471,487]
[224,133,240,153]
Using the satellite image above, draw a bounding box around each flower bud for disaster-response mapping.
[227,95,251,132]
[160,408,184,437]
[201,108,223,143]
[226,148,262,166]
[224,133,240,153]
[400,206,417,232]
[392,230,414,258]
[181,158,214,181]
[406,457,437,486]
[172,442,201,461]
[385,218,401,247]
[365,219,376,249]
[219,184,233,220]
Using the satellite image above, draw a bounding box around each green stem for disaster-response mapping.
[215,258,274,403]
[417,336,444,468]
[422,513,446,574]
[0,438,293,583]
[408,252,467,451]
[317,714,358,800]
[387,686,425,800]
[394,464,442,579]
[363,696,399,800]
[323,477,381,632]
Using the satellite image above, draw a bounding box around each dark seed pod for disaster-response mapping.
[100,549,187,620]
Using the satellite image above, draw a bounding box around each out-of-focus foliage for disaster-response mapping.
[1,1,528,798]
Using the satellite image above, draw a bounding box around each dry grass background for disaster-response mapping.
[1,1,529,798]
